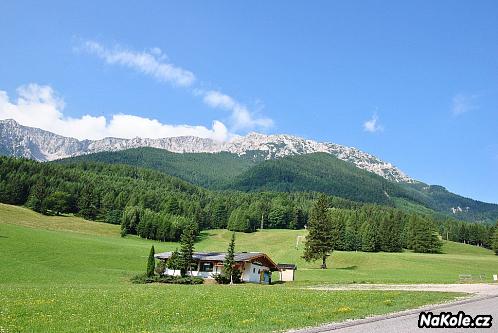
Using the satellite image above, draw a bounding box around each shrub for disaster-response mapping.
[130,273,157,284]
[212,269,242,284]
[146,246,155,277]
[155,260,166,276]
[130,274,203,285]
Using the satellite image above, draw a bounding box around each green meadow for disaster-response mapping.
[2,203,494,332]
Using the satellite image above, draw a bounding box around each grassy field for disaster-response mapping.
[1,204,490,332]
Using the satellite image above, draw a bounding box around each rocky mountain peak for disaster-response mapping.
[0,119,414,183]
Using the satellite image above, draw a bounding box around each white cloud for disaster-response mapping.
[202,90,273,130]
[363,113,383,133]
[79,40,273,132]
[452,93,478,116]
[81,41,196,87]
[0,84,229,141]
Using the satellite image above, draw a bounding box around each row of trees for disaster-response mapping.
[303,195,445,268]
[436,219,495,248]
[495,227,498,255]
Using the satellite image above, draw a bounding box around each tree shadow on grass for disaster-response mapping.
[196,231,215,242]
[336,265,358,270]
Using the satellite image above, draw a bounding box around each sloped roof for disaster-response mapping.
[277,263,297,270]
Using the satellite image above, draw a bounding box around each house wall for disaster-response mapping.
[162,263,222,279]
[163,268,181,276]
[241,262,267,283]
[162,261,270,283]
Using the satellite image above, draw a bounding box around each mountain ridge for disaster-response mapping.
[0,118,413,183]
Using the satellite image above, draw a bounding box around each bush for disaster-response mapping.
[130,274,203,285]
[130,273,157,284]
[155,260,167,276]
[212,269,242,284]
[212,273,229,284]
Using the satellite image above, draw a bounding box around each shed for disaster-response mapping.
[277,263,297,282]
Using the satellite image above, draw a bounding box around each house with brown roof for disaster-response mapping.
[155,251,280,284]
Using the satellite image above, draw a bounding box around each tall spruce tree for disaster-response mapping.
[493,223,498,255]
[167,249,182,275]
[328,209,346,251]
[408,216,442,253]
[26,178,47,214]
[179,223,196,276]
[344,213,361,251]
[380,215,402,252]
[303,194,333,269]
[146,246,155,277]
[224,232,237,284]
[361,221,377,252]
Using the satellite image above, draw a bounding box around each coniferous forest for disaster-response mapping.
[58,148,498,223]
[0,156,495,252]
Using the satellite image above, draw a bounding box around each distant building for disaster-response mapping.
[277,263,297,282]
[155,251,281,284]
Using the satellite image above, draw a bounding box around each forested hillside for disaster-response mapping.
[0,156,494,250]
[58,148,498,223]
[57,148,259,189]
[0,156,356,239]
[227,153,402,204]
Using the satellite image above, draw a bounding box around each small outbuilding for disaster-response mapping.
[277,263,297,282]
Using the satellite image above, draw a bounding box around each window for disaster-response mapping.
[253,268,256,273]
[200,262,213,272]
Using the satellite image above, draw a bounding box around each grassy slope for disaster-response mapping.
[0,204,479,332]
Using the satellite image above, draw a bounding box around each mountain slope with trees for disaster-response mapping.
[57,147,259,189]
[58,148,498,223]
[0,156,494,250]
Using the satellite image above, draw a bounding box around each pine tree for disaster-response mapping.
[303,194,333,269]
[43,191,71,215]
[77,184,98,220]
[165,196,181,215]
[290,208,306,230]
[179,223,196,276]
[344,213,361,251]
[409,216,442,253]
[146,245,155,277]
[228,207,254,232]
[26,178,47,214]
[493,223,498,255]
[167,249,182,275]
[223,232,238,284]
[361,221,377,252]
[212,202,228,229]
[329,209,346,251]
[380,215,402,252]
[121,206,142,236]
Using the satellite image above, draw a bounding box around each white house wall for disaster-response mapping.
[279,269,295,282]
[162,262,270,283]
[241,262,268,283]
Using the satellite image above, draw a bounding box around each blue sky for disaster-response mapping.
[0,1,497,203]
